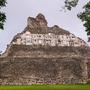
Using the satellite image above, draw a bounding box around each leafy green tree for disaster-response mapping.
[65,0,90,41]
[65,0,79,10]
[77,1,90,41]
[0,0,7,30]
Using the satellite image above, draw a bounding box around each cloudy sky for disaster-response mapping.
[0,0,89,52]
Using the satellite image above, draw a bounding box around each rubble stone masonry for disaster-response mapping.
[0,13,90,85]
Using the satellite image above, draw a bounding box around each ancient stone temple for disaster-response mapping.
[0,13,90,85]
[11,14,88,47]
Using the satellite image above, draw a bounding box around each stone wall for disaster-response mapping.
[12,31,88,47]
[7,45,90,57]
[0,57,88,85]
[87,59,90,82]
[0,45,90,85]
[11,13,88,47]
[0,13,90,85]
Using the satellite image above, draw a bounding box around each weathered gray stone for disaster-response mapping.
[0,13,90,85]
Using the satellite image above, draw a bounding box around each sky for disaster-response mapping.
[0,0,89,52]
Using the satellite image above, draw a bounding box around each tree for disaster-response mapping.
[65,0,79,10]
[77,1,90,41]
[0,0,7,30]
[64,0,90,41]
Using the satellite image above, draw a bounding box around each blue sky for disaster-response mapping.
[0,0,89,52]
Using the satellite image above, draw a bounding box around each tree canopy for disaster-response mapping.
[65,0,90,41]
[65,0,79,10]
[0,0,6,30]
[78,1,90,39]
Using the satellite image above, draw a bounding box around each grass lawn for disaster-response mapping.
[0,84,90,90]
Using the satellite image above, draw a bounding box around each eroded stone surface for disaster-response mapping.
[10,13,88,47]
[0,13,90,85]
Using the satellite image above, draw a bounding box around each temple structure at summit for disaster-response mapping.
[0,13,90,85]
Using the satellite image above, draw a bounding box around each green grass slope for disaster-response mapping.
[0,85,90,90]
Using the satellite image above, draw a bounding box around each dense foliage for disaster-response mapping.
[78,1,90,41]
[65,0,90,41]
[0,0,6,30]
[65,0,79,10]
